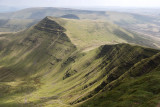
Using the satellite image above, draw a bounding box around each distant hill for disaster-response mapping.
[0,19,39,32]
[0,7,105,19]
[105,11,160,38]
[61,14,80,19]
[0,5,23,13]
[0,7,105,32]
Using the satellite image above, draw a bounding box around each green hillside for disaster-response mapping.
[0,19,39,32]
[0,17,159,107]
[80,52,160,107]
[47,17,159,50]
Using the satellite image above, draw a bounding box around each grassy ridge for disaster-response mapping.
[0,8,160,49]
[80,52,160,107]
[0,17,159,107]
[50,17,159,50]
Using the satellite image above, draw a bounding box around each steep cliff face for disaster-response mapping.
[0,16,76,81]
[80,53,160,107]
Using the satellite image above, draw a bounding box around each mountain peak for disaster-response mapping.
[34,16,65,33]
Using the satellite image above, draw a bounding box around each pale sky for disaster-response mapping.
[0,0,160,8]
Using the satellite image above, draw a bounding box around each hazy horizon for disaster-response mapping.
[0,0,160,8]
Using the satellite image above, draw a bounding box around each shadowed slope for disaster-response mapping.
[79,50,160,107]
[0,16,76,81]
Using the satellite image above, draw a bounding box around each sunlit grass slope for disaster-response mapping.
[0,17,159,107]
[49,17,159,50]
